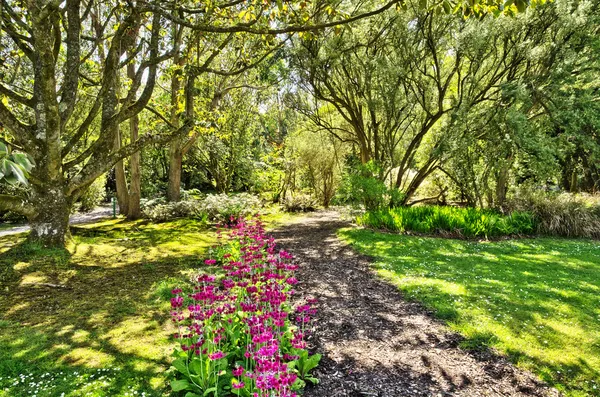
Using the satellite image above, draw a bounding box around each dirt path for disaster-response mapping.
[0,205,114,238]
[270,210,559,397]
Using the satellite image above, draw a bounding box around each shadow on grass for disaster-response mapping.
[0,219,216,397]
[340,228,600,396]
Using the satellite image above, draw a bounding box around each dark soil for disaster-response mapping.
[270,210,560,397]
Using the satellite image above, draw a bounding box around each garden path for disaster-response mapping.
[0,205,114,237]
[270,210,559,397]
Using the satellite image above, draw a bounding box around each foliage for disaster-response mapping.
[169,218,319,396]
[281,193,319,213]
[140,193,261,223]
[283,128,345,207]
[75,174,107,213]
[335,160,402,211]
[200,194,262,223]
[358,205,536,238]
[0,142,33,186]
[340,229,600,397]
[507,191,600,238]
[141,198,207,223]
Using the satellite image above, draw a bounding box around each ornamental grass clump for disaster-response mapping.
[169,217,320,397]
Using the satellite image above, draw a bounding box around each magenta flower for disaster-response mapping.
[232,381,245,389]
[209,351,225,360]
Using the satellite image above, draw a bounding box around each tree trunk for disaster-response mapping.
[167,140,183,202]
[127,61,141,220]
[166,25,185,202]
[114,127,129,215]
[128,114,141,219]
[28,186,72,247]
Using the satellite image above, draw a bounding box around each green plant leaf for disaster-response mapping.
[172,357,189,375]
[171,379,194,392]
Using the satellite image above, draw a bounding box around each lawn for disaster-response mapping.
[339,228,600,397]
[0,211,296,397]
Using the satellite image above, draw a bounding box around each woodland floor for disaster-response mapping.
[271,211,560,397]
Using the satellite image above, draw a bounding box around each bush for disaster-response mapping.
[76,174,107,212]
[141,198,205,222]
[169,218,319,396]
[358,205,536,238]
[200,193,261,222]
[507,191,600,239]
[335,161,402,210]
[141,193,262,223]
[281,193,319,213]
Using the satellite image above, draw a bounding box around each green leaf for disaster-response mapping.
[171,358,189,375]
[189,357,204,375]
[11,153,33,171]
[303,353,322,374]
[171,379,193,392]
[305,376,320,384]
[185,393,202,397]
[203,386,218,396]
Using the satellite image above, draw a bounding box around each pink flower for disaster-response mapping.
[209,351,225,360]
[170,296,183,308]
[204,259,217,265]
[232,381,245,389]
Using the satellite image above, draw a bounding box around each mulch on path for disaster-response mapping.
[270,211,559,397]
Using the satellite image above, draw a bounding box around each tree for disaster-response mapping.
[0,0,408,246]
[0,0,541,246]
[291,0,582,204]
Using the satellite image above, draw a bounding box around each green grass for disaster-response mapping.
[358,205,536,238]
[339,228,600,397]
[0,217,218,397]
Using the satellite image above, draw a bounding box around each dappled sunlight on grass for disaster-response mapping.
[0,217,217,396]
[340,228,600,397]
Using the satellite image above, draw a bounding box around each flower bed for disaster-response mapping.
[169,217,319,397]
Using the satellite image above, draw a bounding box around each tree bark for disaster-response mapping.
[28,185,72,247]
[127,115,142,219]
[167,140,184,202]
[127,61,141,219]
[114,127,130,215]
[167,24,185,202]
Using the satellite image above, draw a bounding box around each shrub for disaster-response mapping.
[140,193,262,223]
[76,174,107,212]
[335,161,405,210]
[200,193,261,222]
[507,191,600,239]
[281,193,318,213]
[169,218,319,397]
[358,205,536,238]
[141,198,205,222]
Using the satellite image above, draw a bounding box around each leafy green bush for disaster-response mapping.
[141,198,206,222]
[140,193,261,223]
[200,193,261,222]
[281,193,319,212]
[358,205,536,238]
[335,161,402,210]
[507,191,600,239]
[76,174,107,212]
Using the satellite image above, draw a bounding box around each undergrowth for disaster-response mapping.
[357,206,535,238]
